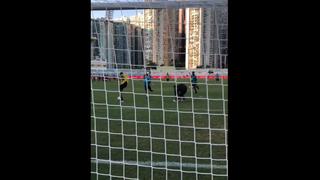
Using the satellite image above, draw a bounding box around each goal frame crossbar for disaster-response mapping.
[91,0,227,11]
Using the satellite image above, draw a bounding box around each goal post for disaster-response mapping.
[91,1,228,179]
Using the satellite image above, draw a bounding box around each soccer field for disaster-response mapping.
[91,78,228,180]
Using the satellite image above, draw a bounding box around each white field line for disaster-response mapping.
[93,106,226,112]
[91,159,227,169]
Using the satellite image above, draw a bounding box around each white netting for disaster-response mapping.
[91,1,228,179]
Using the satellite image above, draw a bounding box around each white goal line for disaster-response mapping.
[91,159,227,169]
[93,106,226,112]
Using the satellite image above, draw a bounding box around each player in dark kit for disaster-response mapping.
[190,71,199,94]
[166,72,170,81]
[173,84,187,102]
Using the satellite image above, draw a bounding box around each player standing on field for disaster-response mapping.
[215,72,220,81]
[173,84,188,102]
[191,71,199,94]
[144,72,153,93]
[118,72,128,102]
[166,72,170,81]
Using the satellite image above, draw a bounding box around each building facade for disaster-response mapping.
[144,8,180,66]
[185,6,228,69]
[91,18,145,68]
[91,2,228,70]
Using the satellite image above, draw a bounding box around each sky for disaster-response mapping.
[90,0,182,19]
[90,0,227,19]
[91,0,146,18]
[91,10,143,19]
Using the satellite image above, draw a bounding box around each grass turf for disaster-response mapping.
[91,78,228,180]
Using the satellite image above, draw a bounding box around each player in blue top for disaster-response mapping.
[191,71,199,94]
[144,72,153,93]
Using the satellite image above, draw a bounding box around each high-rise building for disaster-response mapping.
[91,37,97,60]
[113,21,128,65]
[91,2,227,69]
[177,8,186,67]
[91,18,145,67]
[105,20,115,67]
[144,8,180,66]
[185,8,202,69]
[128,12,144,27]
[204,6,228,68]
[153,9,178,66]
[142,1,227,69]
[143,8,154,65]
[127,22,144,66]
[185,6,228,69]
[113,20,145,66]
[91,18,108,61]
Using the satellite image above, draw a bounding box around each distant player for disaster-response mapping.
[190,71,199,94]
[144,72,153,93]
[118,72,128,102]
[173,84,187,102]
[215,72,220,81]
[166,72,170,81]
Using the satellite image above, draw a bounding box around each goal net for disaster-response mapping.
[91,0,228,179]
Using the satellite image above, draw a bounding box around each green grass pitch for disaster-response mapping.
[91,78,228,180]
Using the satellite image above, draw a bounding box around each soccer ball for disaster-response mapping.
[117,96,121,100]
